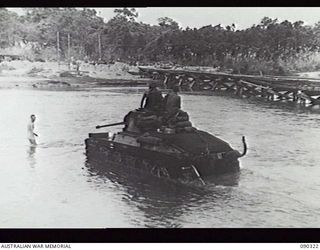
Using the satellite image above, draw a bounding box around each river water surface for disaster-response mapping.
[1,84,320,228]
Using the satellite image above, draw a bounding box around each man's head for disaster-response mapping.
[30,114,36,122]
[149,82,157,90]
[172,85,180,93]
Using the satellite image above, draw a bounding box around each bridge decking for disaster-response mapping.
[138,66,320,106]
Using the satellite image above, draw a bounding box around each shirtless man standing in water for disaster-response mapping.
[27,114,38,145]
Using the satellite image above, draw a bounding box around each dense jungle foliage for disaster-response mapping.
[2,7,320,75]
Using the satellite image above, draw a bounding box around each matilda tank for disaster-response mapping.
[85,108,247,185]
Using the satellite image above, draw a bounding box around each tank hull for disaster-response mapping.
[85,133,240,185]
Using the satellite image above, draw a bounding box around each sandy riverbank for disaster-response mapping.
[298,71,320,79]
[0,60,153,89]
[2,59,320,90]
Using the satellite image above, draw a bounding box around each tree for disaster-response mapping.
[114,8,138,22]
[0,8,23,48]
[1,9,320,74]
[19,8,104,59]
[157,17,179,30]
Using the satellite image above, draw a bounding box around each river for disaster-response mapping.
[0,84,320,228]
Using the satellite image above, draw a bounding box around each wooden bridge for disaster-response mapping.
[137,66,320,106]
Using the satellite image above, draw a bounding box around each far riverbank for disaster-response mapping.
[0,60,155,89]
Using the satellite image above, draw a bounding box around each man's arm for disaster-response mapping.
[176,96,181,109]
[140,93,147,108]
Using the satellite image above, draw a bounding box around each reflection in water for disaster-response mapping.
[245,95,320,115]
[85,157,240,228]
[211,92,320,115]
[26,145,37,168]
[204,172,240,187]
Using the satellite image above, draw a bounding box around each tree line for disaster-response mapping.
[1,7,320,75]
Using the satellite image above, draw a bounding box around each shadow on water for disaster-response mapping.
[84,157,241,227]
[26,145,37,168]
[186,90,320,114]
[247,97,320,114]
[231,93,320,115]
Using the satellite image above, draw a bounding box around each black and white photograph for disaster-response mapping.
[1,7,320,232]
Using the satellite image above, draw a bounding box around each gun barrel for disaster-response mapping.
[96,122,125,129]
